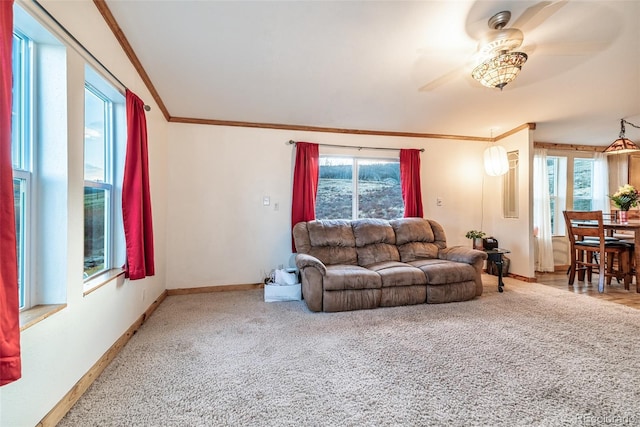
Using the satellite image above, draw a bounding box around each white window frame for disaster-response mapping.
[547,153,600,237]
[316,155,404,220]
[12,30,34,311]
[83,83,114,280]
[83,66,126,287]
[572,157,595,211]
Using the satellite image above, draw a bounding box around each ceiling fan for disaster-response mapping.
[417,1,568,92]
[476,10,524,57]
[470,10,529,90]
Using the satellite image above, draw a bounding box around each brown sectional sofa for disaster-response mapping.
[293,217,488,312]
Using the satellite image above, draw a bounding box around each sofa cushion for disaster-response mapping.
[367,261,427,287]
[305,220,358,265]
[308,246,358,266]
[396,241,440,262]
[357,243,401,267]
[308,220,355,247]
[323,265,382,291]
[391,218,448,262]
[352,219,396,246]
[391,218,435,245]
[353,219,400,265]
[409,259,477,285]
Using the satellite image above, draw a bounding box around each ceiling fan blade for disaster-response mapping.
[418,70,460,92]
[534,41,611,56]
[418,67,465,92]
[512,1,568,33]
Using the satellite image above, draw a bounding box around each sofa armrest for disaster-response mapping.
[439,246,488,265]
[295,253,328,276]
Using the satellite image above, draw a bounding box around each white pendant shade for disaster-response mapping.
[484,145,509,176]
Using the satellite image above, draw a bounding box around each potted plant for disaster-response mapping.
[465,230,486,250]
[609,184,640,222]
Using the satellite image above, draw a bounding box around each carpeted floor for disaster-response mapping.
[59,276,640,426]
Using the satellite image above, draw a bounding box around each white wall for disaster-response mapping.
[482,128,534,278]
[165,124,490,288]
[0,1,168,426]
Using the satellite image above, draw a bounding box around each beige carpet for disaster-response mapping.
[59,276,640,426]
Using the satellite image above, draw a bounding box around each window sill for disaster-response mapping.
[84,268,126,296]
[18,269,126,331]
[20,304,66,331]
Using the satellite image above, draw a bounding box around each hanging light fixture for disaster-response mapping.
[603,119,640,154]
[471,50,528,91]
[484,145,509,176]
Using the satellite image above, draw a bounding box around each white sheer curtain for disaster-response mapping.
[533,149,555,272]
[592,152,610,213]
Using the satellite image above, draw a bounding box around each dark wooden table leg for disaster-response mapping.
[496,255,504,293]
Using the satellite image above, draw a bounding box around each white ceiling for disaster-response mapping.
[104,0,640,145]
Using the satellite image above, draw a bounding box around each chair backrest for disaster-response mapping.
[563,210,605,245]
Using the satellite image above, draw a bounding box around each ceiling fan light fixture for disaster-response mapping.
[478,28,524,56]
[471,51,528,90]
[603,119,640,154]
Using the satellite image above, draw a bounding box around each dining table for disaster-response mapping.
[603,219,640,292]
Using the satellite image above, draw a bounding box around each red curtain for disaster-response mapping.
[400,149,424,218]
[0,0,21,387]
[122,90,155,280]
[291,142,319,251]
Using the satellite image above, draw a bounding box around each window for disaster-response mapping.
[83,67,125,283]
[12,31,32,310]
[573,158,595,211]
[84,85,113,279]
[12,5,70,311]
[315,156,404,220]
[545,154,596,236]
[547,157,560,235]
[11,3,126,313]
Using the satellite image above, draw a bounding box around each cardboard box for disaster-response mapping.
[264,283,302,302]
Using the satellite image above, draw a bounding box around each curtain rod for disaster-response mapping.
[288,140,424,152]
[30,0,151,112]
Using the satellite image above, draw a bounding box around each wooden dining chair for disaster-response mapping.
[563,210,633,292]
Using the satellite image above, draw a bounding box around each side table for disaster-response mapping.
[484,248,510,293]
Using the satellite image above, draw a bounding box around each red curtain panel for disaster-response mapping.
[0,0,21,387]
[291,142,319,251]
[400,149,424,218]
[122,90,155,280]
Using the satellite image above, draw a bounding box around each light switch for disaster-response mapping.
[436,197,443,207]
[263,196,270,206]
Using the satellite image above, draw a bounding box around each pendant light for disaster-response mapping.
[603,119,640,154]
[484,145,509,176]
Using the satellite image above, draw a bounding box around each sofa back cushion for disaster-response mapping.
[352,219,400,266]
[293,220,357,265]
[390,218,446,262]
